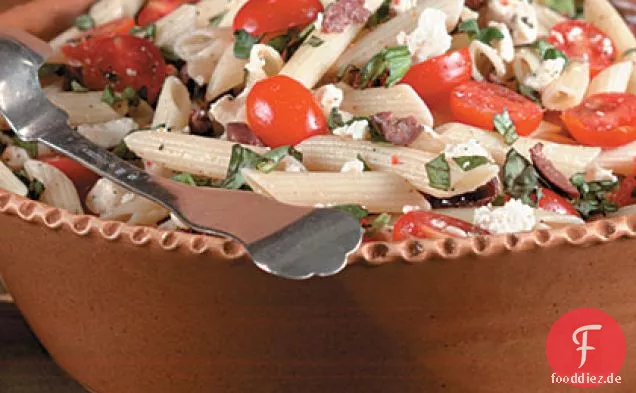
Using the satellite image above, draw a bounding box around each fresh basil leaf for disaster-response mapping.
[458,19,481,35]
[328,108,346,130]
[172,173,212,187]
[218,144,299,189]
[305,35,324,47]
[39,63,62,78]
[130,24,157,40]
[122,86,140,106]
[366,0,392,28]
[503,149,540,206]
[365,212,391,237]
[333,204,369,219]
[160,46,181,62]
[475,27,505,45]
[12,138,38,158]
[234,29,263,59]
[453,156,489,171]
[367,118,389,143]
[74,14,95,31]
[101,86,120,106]
[209,12,226,27]
[28,179,45,200]
[111,140,139,160]
[267,34,292,53]
[426,154,451,191]
[493,109,519,145]
[519,84,541,104]
[570,173,619,219]
[70,80,89,92]
[535,40,569,63]
[359,46,412,88]
[356,154,371,171]
[542,0,576,17]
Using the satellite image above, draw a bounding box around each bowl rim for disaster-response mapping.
[1,189,635,268]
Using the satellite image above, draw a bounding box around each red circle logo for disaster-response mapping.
[546,308,626,388]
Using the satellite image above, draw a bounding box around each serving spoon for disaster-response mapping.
[0,30,362,280]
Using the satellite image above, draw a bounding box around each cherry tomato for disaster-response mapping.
[561,93,636,148]
[233,0,324,35]
[538,188,580,217]
[62,35,167,103]
[40,156,100,202]
[77,17,136,39]
[450,81,544,136]
[548,20,616,78]
[609,177,636,208]
[401,49,472,104]
[393,211,489,241]
[246,75,329,147]
[137,0,198,26]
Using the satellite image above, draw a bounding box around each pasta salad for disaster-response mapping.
[0,0,634,242]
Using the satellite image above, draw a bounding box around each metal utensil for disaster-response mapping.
[0,30,362,280]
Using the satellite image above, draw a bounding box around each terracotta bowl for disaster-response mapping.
[1,2,635,392]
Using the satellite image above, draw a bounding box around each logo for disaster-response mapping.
[546,308,626,387]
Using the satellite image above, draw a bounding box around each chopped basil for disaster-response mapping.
[327,108,346,130]
[111,140,138,160]
[101,86,121,106]
[358,46,412,88]
[453,156,489,171]
[366,0,392,28]
[130,24,157,40]
[122,87,139,106]
[519,84,541,105]
[535,40,569,64]
[209,12,227,27]
[624,48,636,58]
[267,34,292,53]
[425,154,451,191]
[493,109,519,145]
[172,173,212,187]
[233,29,263,59]
[305,35,324,47]
[356,154,371,171]
[459,19,504,46]
[570,173,619,219]
[333,204,369,219]
[28,179,46,200]
[503,149,540,206]
[365,213,391,238]
[74,14,95,31]
[39,63,62,78]
[160,47,181,62]
[12,138,38,158]
[367,119,389,143]
[70,80,89,92]
[541,0,576,17]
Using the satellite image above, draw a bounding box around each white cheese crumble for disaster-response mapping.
[585,164,618,183]
[391,0,418,13]
[313,84,344,117]
[460,6,479,22]
[488,21,515,63]
[444,139,492,160]
[474,199,537,234]
[488,0,538,45]
[402,205,421,214]
[333,119,370,140]
[396,8,452,63]
[340,158,366,173]
[523,57,566,91]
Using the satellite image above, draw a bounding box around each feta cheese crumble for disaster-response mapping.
[333,119,371,140]
[460,6,479,22]
[444,139,493,160]
[391,0,418,13]
[474,199,537,234]
[402,205,421,214]
[523,57,566,91]
[488,0,538,45]
[341,158,366,173]
[314,84,344,117]
[396,8,452,63]
[585,164,618,183]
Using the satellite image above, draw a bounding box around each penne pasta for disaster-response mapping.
[542,61,590,111]
[23,160,83,214]
[297,135,500,198]
[533,3,567,37]
[469,40,509,82]
[174,27,233,85]
[339,84,434,127]
[623,50,636,94]
[89,0,146,25]
[124,131,267,179]
[152,76,192,130]
[437,207,584,230]
[596,141,636,176]
[47,90,122,125]
[280,0,386,88]
[0,161,28,197]
[512,47,542,83]
[206,45,248,100]
[331,0,463,72]
[584,0,636,56]
[242,169,431,213]
[195,0,230,27]
[586,60,634,96]
[155,4,199,52]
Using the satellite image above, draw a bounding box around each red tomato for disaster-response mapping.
[40,156,100,201]
[548,20,616,78]
[246,75,329,147]
[393,211,489,241]
[77,17,136,39]
[609,177,636,207]
[62,35,167,103]
[561,93,636,148]
[538,188,579,217]
[450,81,544,136]
[233,0,324,35]
[401,49,472,103]
[137,0,198,26]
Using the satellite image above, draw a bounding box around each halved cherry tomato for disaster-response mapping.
[401,49,472,104]
[609,177,636,208]
[538,188,580,217]
[137,0,198,26]
[548,20,616,78]
[81,17,136,39]
[246,75,329,147]
[40,156,100,202]
[450,81,544,136]
[561,93,636,148]
[393,211,489,241]
[233,0,324,35]
[62,35,167,103]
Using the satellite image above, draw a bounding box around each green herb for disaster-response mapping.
[74,14,95,31]
[233,29,263,59]
[171,173,212,187]
[333,204,369,219]
[356,154,371,171]
[122,87,139,106]
[130,24,157,40]
[305,35,324,47]
[12,138,38,158]
[358,46,412,88]
[458,19,504,45]
[365,213,391,237]
[27,179,45,200]
[366,0,392,28]
[267,34,292,53]
[327,108,346,130]
[491,194,506,207]
[535,40,569,63]
[111,140,139,160]
[425,154,451,191]
[209,12,227,27]
[367,119,389,143]
[493,109,519,145]
[160,47,181,62]
[570,173,619,219]
[70,80,89,92]
[519,84,541,105]
[453,156,489,171]
[503,149,541,206]
[541,0,576,17]
[101,86,121,106]
[624,48,636,58]
[38,63,62,78]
